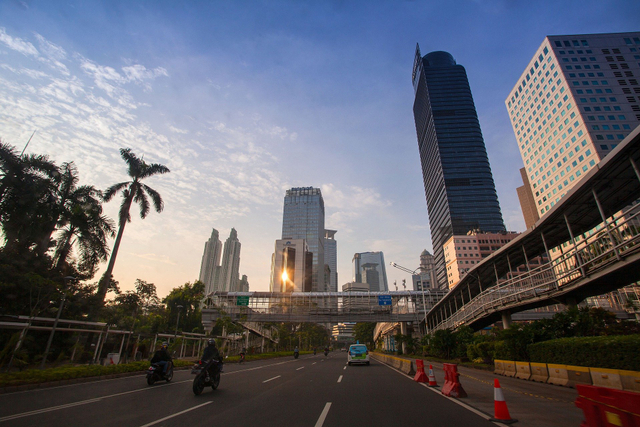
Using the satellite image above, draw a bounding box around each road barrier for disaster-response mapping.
[441,363,467,398]
[620,369,640,393]
[547,364,570,387]
[567,365,592,388]
[575,384,640,427]
[494,360,505,376]
[515,361,532,381]
[503,360,517,378]
[589,367,623,390]
[414,359,428,383]
[370,353,415,376]
[530,362,549,383]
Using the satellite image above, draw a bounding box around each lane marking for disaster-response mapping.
[312,362,316,365]
[343,366,347,370]
[138,402,211,427]
[314,402,332,427]
[337,375,343,383]
[296,367,305,371]
[263,375,281,383]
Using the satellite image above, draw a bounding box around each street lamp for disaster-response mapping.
[174,304,184,337]
[390,262,429,330]
[40,276,76,369]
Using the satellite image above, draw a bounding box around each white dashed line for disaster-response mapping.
[263,375,281,383]
[296,367,305,371]
[314,402,332,427]
[337,375,343,383]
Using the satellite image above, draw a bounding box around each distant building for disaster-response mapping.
[341,282,372,311]
[218,228,242,292]
[237,274,250,292]
[352,252,388,291]
[332,322,356,343]
[270,239,312,292]
[281,187,326,291]
[324,229,338,292]
[516,168,540,229]
[412,249,437,291]
[361,263,380,292]
[412,46,506,289]
[198,228,223,295]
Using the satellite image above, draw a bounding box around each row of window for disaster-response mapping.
[554,39,589,48]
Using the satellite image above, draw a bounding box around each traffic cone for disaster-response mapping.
[428,365,438,387]
[490,379,517,424]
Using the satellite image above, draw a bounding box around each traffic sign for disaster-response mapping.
[378,295,392,306]
[236,296,250,306]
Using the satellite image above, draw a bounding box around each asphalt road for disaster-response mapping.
[0,354,496,427]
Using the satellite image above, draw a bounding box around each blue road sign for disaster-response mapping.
[378,295,392,306]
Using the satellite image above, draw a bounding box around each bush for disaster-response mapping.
[528,335,640,371]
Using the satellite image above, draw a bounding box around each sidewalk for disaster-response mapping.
[383,355,583,427]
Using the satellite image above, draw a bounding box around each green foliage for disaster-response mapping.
[353,322,376,347]
[162,281,205,334]
[528,335,640,371]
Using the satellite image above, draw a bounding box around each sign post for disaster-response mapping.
[236,296,250,306]
[377,295,392,306]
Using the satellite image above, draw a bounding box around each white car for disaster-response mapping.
[347,344,370,365]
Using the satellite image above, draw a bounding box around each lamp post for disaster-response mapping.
[40,276,76,369]
[390,262,429,331]
[174,305,184,338]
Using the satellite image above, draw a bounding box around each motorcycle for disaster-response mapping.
[191,359,221,395]
[239,352,246,364]
[146,361,173,385]
[294,350,299,359]
[324,350,329,356]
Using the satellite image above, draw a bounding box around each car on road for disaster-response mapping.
[347,344,369,365]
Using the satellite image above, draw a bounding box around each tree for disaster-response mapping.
[96,148,170,305]
[162,281,205,334]
[354,322,376,347]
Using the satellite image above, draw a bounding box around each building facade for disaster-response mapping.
[218,228,242,292]
[352,251,388,291]
[412,249,437,291]
[281,187,326,292]
[516,168,540,229]
[324,229,338,292]
[412,46,506,289]
[506,32,640,218]
[270,239,312,292]
[198,228,223,295]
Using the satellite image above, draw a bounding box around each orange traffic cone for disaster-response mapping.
[490,379,517,424]
[427,365,438,387]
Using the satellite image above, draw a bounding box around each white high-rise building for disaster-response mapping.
[506,32,640,218]
[199,228,223,295]
[352,252,388,291]
[218,228,242,292]
[324,229,338,292]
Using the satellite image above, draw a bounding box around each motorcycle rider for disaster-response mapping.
[150,342,172,376]
[201,338,223,378]
[294,346,299,358]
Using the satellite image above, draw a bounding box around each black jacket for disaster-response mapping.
[151,348,172,363]
[202,345,221,362]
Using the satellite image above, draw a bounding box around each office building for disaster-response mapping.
[506,32,640,217]
[324,229,338,292]
[237,275,250,293]
[352,251,388,291]
[412,249,437,291]
[218,228,242,292]
[332,322,356,343]
[412,46,506,289]
[516,168,540,229]
[198,228,223,295]
[281,187,326,292]
[270,239,312,292]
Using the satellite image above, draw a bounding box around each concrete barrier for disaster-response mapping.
[503,360,517,378]
[494,360,505,376]
[515,361,532,381]
[620,369,640,393]
[370,353,415,376]
[530,362,549,383]
[566,365,592,388]
[547,363,570,386]
[589,367,623,390]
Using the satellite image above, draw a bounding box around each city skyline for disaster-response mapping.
[0,2,637,297]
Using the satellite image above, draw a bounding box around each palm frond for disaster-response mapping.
[142,184,165,213]
[102,182,129,202]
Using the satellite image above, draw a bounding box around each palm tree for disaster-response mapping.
[96,148,170,304]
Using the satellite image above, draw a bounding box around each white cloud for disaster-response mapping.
[0,28,38,56]
[168,125,188,134]
[34,33,66,60]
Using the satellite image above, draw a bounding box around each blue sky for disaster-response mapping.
[1,0,638,297]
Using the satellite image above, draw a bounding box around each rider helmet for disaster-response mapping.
[161,341,168,349]
[208,338,216,346]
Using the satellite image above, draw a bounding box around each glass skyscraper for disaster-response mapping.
[412,45,505,289]
[281,187,325,292]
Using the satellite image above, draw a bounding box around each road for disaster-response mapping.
[0,354,497,427]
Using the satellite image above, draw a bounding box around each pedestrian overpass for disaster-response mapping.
[201,290,448,328]
[426,125,640,332]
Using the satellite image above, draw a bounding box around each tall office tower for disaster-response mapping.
[237,275,250,293]
[412,249,437,291]
[412,46,506,290]
[516,168,540,229]
[352,251,388,291]
[281,187,325,292]
[324,229,338,292]
[270,239,312,292]
[506,32,640,218]
[218,228,242,292]
[198,228,223,295]
[361,263,380,291]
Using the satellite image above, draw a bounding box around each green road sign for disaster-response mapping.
[236,296,250,306]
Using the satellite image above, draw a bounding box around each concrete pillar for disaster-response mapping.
[261,336,265,353]
[400,322,408,354]
[501,311,512,329]
[565,297,579,309]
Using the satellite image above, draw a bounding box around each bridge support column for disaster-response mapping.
[564,297,579,309]
[400,322,408,354]
[501,311,512,329]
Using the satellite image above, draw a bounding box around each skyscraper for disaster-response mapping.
[324,229,338,292]
[412,45,506,289]
[281,187,325,292]
[270,239,312,292]
[352,251,388,291]
[506,32,640,217]
[198,228,223,295]
[218,228,242,292]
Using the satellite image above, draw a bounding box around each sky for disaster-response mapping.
[0,0,638,298]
